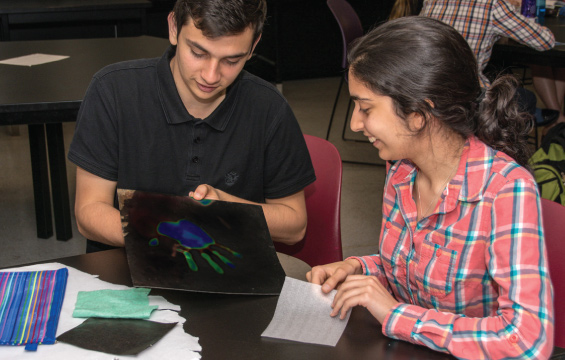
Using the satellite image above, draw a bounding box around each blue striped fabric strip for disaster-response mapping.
[0,268,68,350]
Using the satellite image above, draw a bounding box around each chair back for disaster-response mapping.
[274,135,343,267]
[326,0,364,69]
[541,198,565,347]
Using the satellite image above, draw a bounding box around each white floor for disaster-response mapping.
[0,77,386,269]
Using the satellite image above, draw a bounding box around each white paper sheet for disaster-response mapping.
[0,54,69,67]
[0,263,201,359]
[261,277,350,347]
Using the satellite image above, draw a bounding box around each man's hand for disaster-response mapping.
[188,185,308,245]
[189,184,224,201]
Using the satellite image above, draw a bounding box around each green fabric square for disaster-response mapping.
[73,288,157,319]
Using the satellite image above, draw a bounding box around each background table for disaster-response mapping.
[12,248,560,360]
[0,0,151,41]
[0,36,170,240]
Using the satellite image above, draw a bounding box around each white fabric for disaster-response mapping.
[0,263,201,359]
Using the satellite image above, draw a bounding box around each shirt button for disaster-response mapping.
[509,334,519,343]
[385,222,391,229]
[436,249,442,257]
[192,156,199,163]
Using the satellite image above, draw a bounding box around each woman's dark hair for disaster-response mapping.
[172,0,266,43]
[347,16,533,168]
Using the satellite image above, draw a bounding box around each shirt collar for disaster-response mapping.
[156,46,241,131]
[390,137,491,215]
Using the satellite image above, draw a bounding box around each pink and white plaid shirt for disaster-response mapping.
[351,137,553,359]
[420,0,555,87]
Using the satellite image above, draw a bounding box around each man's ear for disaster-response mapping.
[248,34,262,59]
[168,12,178,46]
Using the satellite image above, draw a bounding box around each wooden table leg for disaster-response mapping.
[28,124,53,239]
[46,123,72,241]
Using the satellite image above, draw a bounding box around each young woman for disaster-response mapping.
[308,17,554,359]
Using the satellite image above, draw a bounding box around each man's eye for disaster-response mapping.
[224,59,240,66]
[191,50,205,58]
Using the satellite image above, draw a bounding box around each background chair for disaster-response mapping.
[540,198,565,348]
[274,135,343,267]
[325,0,364,141]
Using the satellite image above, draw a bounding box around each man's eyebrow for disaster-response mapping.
[186,39,249,59]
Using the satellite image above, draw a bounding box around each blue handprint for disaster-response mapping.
[150,219,242,274]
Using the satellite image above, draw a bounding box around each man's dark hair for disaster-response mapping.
[172,0,267,43]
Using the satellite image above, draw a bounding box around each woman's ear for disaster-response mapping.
[407,112,426,132]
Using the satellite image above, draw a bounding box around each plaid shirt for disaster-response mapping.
[352,137,553,359]
[420,0,555,87]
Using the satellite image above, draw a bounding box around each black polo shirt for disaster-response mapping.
[69,48,315,205]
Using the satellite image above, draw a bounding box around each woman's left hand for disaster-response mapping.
[331,275,399,323]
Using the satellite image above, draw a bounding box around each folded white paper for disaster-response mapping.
[0,53,69,67]
[0,263,201,359]
[261,277,350,347]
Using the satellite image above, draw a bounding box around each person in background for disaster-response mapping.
[308,17,553,359]
[420,0,554,89]
[388,0,423,19]
[420,0,558,123]
[68,0,315,252]
[532,65,565,125]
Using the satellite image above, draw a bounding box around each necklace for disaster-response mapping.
[416,163,458,221]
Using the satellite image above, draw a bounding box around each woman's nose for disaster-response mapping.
[349,110,363,133]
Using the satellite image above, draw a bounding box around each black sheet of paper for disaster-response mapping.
[56,318,176,355]
[117,189,286,295]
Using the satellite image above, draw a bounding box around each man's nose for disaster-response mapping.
[201,59,221,84]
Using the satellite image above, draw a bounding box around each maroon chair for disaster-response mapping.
[540,198,565,347]
[274,135,343,267]
[325,0,364,141]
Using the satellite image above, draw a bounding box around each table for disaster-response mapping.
[0,0,151,41]
[0,36,170,240]
[492,16,565,68]
[15,248,564,359]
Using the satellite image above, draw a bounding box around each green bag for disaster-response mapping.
[529,123,565,206]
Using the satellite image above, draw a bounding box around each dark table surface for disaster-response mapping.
[8,248,563,360]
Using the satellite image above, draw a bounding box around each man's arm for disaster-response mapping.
[493,0,555,50]
[191,185,307,245]
[74,167,124,247]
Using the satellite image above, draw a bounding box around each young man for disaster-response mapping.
[68,0,315,252]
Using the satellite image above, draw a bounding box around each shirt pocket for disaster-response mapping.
[415,239,458,299]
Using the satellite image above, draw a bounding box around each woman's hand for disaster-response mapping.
[331,275,399,323]
[306,259,363,293]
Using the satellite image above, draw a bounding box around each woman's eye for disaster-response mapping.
[359,108,369,114]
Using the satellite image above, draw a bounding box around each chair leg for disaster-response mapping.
[326,75,345,140]
[341,98,353,141]
[535,122,539,148]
